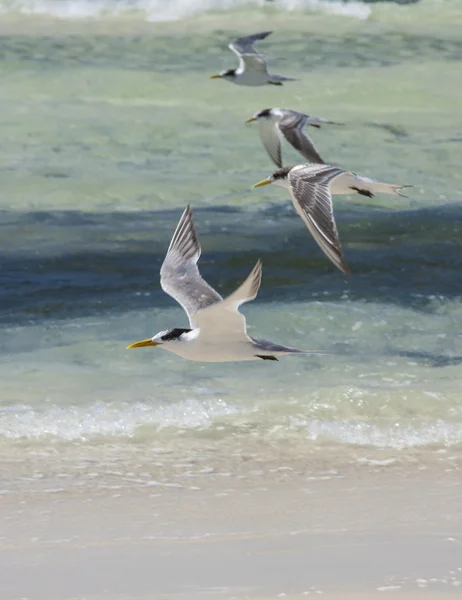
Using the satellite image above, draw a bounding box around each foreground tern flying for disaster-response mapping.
[246,108,342,167]
[253,164,412,275]
[127,206,313,362]
[209,31,296,86]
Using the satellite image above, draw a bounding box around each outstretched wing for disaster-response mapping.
[229,32,271,75]
[160,206,222,326]
[193,260,263,341]
[239,53,269,75]
[229,31,272,56]
[278,111,325,164]
[258,117,283,167]
[288,165,350,275]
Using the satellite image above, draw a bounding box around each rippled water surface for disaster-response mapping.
[1,0,462,489]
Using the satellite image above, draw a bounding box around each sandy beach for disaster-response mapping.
[2,452,461,599]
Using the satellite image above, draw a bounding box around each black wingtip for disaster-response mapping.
[237,31,273,43]
[180,204,195,230]
[332,252,351,277]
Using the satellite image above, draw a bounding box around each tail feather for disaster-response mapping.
[370,182,413,198]
[250,337,328,356]
[307,118,345,128]
[392,184,413,198]
[269,73,298,83]
[352,175,413,198]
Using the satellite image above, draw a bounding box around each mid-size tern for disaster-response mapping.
[127,206,315,362]
[210,32,297,86]
[253,164,412,275]
[246,107,342,166]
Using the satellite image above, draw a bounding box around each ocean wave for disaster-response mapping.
[0,0,378,22]
[1,399,461,450]
[0,398,240,440]
[302,418,462,449]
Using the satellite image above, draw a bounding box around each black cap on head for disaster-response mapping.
[272,166,293,180]
[160,328,192,342]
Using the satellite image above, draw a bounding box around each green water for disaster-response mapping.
[0,3,462,489]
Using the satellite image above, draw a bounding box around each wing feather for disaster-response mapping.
[229,31,272,56]
[239,53,268,75]
[288,166,350,275]
[229,32,271,76]
[220,259,262,309]
[279,112,325,164]
[193,260,262,340]
[160,206,222,326]
[258,118,283,168]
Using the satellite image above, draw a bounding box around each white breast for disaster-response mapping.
[162,337,259,362]
[233,71,269,86]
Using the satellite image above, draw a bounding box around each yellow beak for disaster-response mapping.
[126,338,159,349]
[252,178,272,189]
[209,74,222,79]
[245,117,257,124]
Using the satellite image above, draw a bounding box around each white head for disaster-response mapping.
[252,167,293,191]
[127,328,193,350]
[209,69,236,82]
[245,108,275,124]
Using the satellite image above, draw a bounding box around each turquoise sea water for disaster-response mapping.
[0,0,462,490]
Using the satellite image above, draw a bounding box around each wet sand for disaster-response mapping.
[2,464,461,599]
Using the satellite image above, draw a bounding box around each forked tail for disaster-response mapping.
[353,177,413,198]
[370,182,413,198]
[307,117,345,128]
[251,337,326,356]
[269,73,298,84]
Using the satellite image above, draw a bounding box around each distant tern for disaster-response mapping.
[209,31,296,86]
[127,206,313,362]
[253,164,412,275]
[246,108,342,167]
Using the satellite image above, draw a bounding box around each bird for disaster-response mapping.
[246,108,343,167]
[209,31,297,86]
[253,164,412,275]
[126,205,314,362]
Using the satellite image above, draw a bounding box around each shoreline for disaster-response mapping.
[2,466,461,598]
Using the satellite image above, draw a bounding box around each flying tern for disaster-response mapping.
[127,206,315,362]
[246,107,342,166]
[210,31,296,86]
[253,164,412,275]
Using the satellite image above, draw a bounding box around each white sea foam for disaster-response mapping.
[0,398,239,440]
[304,418,462,449]
[277,0,370,20]
[1,400,461,449]
[0,0,372,22]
